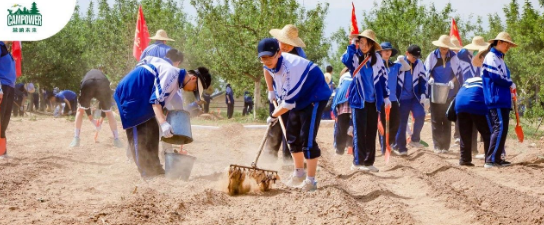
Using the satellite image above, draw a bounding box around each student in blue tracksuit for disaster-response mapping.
[50,90,78,116]
[456,36,490,155]
[425,35,463,153]
[242,91,253,116]
[264,24,307,163]
[259,38,331,191]
[0,41,16,159]
[394,45,429,155]
[332,72,353,155]
[454,77,491,166]
[115,49,211,178]
[478,32,517,168]
[225,84,234,119]
[139,29,173,61]
[377,42,410,155]
[341,30,390,172]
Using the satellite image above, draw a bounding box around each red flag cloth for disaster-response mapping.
[449,18,462,46]
[133,5,149,60]
[350,2,359,35]
[11,41,22,77]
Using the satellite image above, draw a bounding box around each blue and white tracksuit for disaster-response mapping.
[264,53,331,159]
[0,41,16,155]
[139,41,172,61]
[394,57,428,152]
[342,44,389,166]
[481,47,513,164]
[115,57,186,177]
[457,49,481,84]
[425,49,462,151]
[454,77,491,164]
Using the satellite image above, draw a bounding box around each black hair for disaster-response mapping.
[357,37,377,66]
[166,48,184,63]
[477,40,498,61]
[196,67,212,89]
[326,66,333,73]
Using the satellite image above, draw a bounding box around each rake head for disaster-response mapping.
[227,164,280,195]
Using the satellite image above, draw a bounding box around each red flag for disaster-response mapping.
[350,2,359,35]
[449,18,462,46]
[11,41,22,77]
[133,5,149,60]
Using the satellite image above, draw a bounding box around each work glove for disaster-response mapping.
[267,91,276,103]
[0,89,3,103]
[351,37,359,45]
[20,106,24,111]
[511,83,517,98]
[266,116,278,126]
[347,126,354,137]
[160,121,174,138]
[395,56,411,72]
[428,78,434,86]
[420,94,430,111]
[384,97,392,108]
[448,81,455,90]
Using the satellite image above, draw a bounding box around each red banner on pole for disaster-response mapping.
[133,5,149,60]
[11,41,22,77]
[450,18,462,46]
[350,2,359,35]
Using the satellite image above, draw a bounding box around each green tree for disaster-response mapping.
[188,0,329,112]
[30,2,39,14]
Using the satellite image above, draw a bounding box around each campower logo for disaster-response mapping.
[7,2,42,33]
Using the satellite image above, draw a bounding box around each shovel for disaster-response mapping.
[384,105,391,163]
[511,88,524,143]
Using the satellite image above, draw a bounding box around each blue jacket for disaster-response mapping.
[455,77,488,115]
[0,41,16,88]
[139,41,172,61]
[457,49,481,84]
[397,57,427,101]
[481,47,513,109]
[341,44,389,111]
[331,74,352,117]
[265,53,331,111]
[225,86,234,104]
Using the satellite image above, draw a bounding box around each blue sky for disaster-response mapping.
[77,0,542,42]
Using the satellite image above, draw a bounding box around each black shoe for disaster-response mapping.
[459,162,475,167]
[499,161,512,167]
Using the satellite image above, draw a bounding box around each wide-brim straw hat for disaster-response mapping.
[349,29,382,50]
[488,31,517,47]
[464,36,489,51]
[269,24,306,48]
[432,35,455,49]
[149,29,175,41]
[450,36,463,51]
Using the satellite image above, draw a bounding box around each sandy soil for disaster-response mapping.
[1,115,543,224]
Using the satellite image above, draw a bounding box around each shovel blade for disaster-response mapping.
[515,125,524,143]
[0,138,5,156]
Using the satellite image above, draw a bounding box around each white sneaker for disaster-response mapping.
[113,139,124,148]
[284,174,306,187]
[441,149,449,154]
[475,154,485,160]
[393,150,408,156]
[69,137,80,148]
[365,165,379,172]
[454,138,460,145]
[351,164,370,171]
[0,153,8,159]
[409,141,424,148]
[434,149,442,154]
[300,179,317,192]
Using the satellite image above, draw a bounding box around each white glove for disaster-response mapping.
[428,78,434,85]
[347,126,353,137]
[511,83,517,98]
[395,56,411,72]
[511,83,516,90]
[20,106,24,111]
[267,91,276,103]
[384,98,391,108]
[351,37,358,45]
[0,89,3,103]
[92,119,102,131]
[420,94,430,110]
[160,121,174,138]
[448,81,455,90]
[267,116,278,126]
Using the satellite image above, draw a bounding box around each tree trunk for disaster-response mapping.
[254,79,261,120]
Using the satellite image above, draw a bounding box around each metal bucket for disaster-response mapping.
[431,83,449,104]
[165,153,196,180]
[161,110,193,145]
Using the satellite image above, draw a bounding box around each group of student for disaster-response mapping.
[259,24,520,192]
